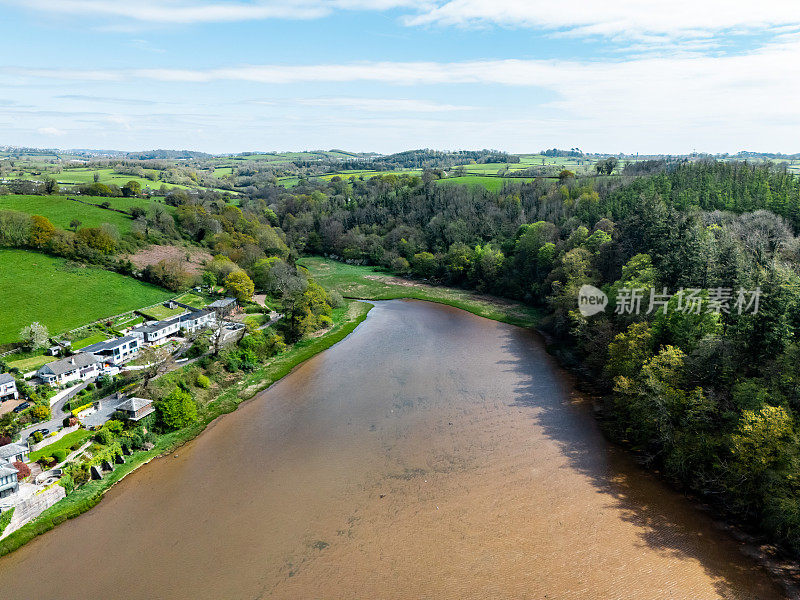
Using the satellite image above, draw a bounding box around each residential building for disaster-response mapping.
[0,443,29,464]
[0,464,18,499]
[82,336,140,366]
[37,353,100,385]
[179,309,216,333]
[130,315,182,345]
[117,397,155,421]
[0,373,18,402]
[208,297,237,316]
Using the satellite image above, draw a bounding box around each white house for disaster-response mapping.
[179,309,216,333]
[0,443,28,464]
[82,335,140,366]
[37,353,100,385]
[0,464,18,500]
[130,315,182,345]
[0,373,18,402]
[0,443,28,501]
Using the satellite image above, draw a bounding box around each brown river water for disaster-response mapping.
[0,300,788,599]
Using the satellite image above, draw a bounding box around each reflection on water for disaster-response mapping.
[0,300,786,599]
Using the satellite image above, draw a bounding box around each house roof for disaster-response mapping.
[0,373,14,385]
[179,309,213,324]
[0,465,17,478]
[0,443,28,461]
[118,397,152,412]
[208,297,236,308]
[38,352,98,376]
[132,315,183,335]
[82,336,138,354]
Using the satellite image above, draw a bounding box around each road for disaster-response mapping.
[18,380,92,441]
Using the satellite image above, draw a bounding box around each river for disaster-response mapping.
[0,300,787,599]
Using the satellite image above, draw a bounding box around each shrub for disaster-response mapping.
[32,431,43,443]
[196,374,211,389]
[328,290,344,308]
[59,473,74,494]
[12,461,30,481]
[86,383,95,391]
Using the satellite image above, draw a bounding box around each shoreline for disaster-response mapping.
[0,300,373,557]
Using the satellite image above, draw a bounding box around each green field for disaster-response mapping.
[72,332,110,350]
[299,257,541,329]
[28,429,94,462]
[6,354,55,372]
[0,195,135,233]
[436,175,536,192]
[0,249,173,344]
[137,303,185,320]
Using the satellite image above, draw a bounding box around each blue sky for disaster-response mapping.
[1,0,799,154]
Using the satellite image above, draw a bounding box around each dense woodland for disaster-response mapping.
[3,157,800,554]
[265,160,800,555]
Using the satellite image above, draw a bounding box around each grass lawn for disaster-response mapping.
[28,429,94,462]
[436,175,535,192]
[173,292,209,309]
[0,249,173,344]
[72,332,110,350]
[299,257,541,329]
[7,354,55,372]
[0,195,135,233]
[137,304,185,320]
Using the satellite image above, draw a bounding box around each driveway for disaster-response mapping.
[18,379,93,442]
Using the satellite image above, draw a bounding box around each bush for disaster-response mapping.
[12,461,30,481]
[32,431,43,443]
[196,374,211,389]
[328,290,345,308]
[86,383,95,391]
[59,473,74,494]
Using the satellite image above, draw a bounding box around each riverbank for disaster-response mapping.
[0,300,373,557]
[298,257,542,328]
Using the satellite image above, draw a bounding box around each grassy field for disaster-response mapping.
[0,249,173,344]
[137,303,185,320]
[437,175,535,192]
[28,429,94,462]
[300,257,541,329]
[6,354,54,372]
[72,332,110,350]
[0,195,135,232]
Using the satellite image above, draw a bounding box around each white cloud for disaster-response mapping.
[37,126,66,135]
[2,0,424,24]
[7,34,800,153]
[296,97,476,112]
[406,0,800,43]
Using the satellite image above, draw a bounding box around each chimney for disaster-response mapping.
[70,358,75,365]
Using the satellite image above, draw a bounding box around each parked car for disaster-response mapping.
[12,402,30,413]
[34,428,50,436]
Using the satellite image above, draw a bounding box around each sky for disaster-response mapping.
[1,0,799,155]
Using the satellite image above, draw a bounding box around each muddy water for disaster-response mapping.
[0,300,787,599]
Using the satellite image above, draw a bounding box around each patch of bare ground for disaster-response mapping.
[364,274,424,287]
[125,245,212,274]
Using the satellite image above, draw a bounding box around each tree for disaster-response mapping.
[122,180,141,197]
[224,270,254,303]
[29,215,55,248]
[13,461,30,481]
[93,172,100,183]
[69,218,82,232]
[138,345,174,394]
[75,227,116,254]
[156,387,197,431]
[43,177,59,195]
[19,322,48,350]
[30,403,50,422]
